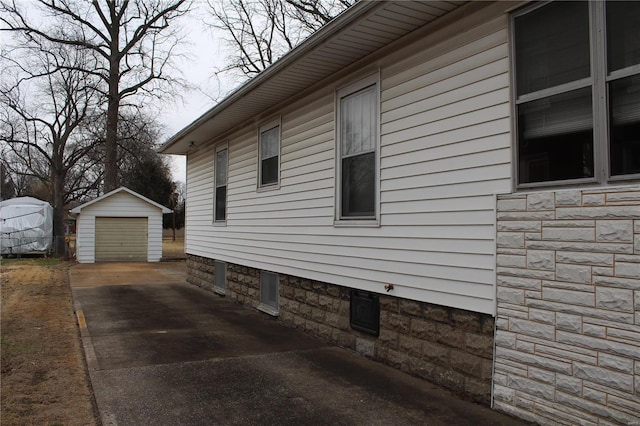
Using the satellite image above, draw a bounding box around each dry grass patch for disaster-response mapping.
[162,238,185,259]
[1,259,97,426]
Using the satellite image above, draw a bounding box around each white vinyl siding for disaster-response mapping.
[75,191,164,263]
[184,3,512,315]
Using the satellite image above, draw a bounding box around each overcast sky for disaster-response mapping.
[158,6,230,184]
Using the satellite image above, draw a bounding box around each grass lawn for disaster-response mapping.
[1,258,97,425]
[162,237,186,259]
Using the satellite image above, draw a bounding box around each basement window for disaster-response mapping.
[350,290,380,337]
[259,271,279,316]
[214,261,226,295]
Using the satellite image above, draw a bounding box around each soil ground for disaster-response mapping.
[1,258,98,426]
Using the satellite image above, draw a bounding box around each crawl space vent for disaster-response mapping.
[350,290,380,336]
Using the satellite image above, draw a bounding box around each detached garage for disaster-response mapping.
[71,187,171,263]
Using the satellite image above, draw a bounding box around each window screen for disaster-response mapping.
[214,148,228,221]
[339,84,377,218]
[259,271,278,313]
[214,261,226,292]
[260,125,279,186]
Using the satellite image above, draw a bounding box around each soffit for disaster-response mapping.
[161,1,466,155]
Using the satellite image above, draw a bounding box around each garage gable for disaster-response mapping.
[71,187,171,263]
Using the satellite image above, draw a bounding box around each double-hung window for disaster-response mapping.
[258,120,280,188]
[513,1,640,187]
[214,145,228,222]
[336,74,379,221]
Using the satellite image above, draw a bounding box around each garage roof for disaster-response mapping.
[70,187,172,214]
[160,0,466,155]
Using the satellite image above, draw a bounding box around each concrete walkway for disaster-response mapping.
[71,262,526,426]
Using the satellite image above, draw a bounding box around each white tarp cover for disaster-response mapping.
[0,197,53,254]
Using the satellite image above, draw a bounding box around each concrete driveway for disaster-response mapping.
[71,262,524,426]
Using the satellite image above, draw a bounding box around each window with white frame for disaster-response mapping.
[258,120,280,188]
[214,145,228,222]
[513,1,640,186]
[259,271,278,315]
[337,74,379,220]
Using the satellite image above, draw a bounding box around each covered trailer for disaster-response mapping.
[0,197,53,255]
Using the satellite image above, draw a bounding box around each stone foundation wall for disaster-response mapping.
[186,254,495,404]
[494,186,640,425]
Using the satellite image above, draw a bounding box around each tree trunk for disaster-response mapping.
[104,64,120,192]
[51,165,67,259]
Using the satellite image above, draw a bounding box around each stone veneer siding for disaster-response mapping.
[494,186,640,425]
[186,254,495,404]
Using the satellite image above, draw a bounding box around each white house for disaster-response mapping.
[71,187,171,263]
[161,1,640,424]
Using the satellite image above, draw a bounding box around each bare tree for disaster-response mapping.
[0,44,103,255]
[205,0,353,81]
[0,0,192,191]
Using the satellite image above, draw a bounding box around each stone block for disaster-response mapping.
[556,264,592,284]
[636,290,640,310]
[410,318,436,339]
[592,267,614,276]
[593,275,640,290]
[527,192,555,210]
[607,326,640,342]
[507,375,555,400]
[556,331,639,358]
[529,308,555,324]
[556,251,614,266]
[556,374,583,396]
[596,220,634,242]
[326,286,340,298]
[311,307,326,322]
[399,300,421,317]
[556,206,640,220]
[615,261,640,278]
[556,190,582,206]
[356,338,375,357]
[596,287,634,312]
[450,350,484,379]
[423,304,449,323]
[379,329,399,349]
[583,387,607,405]
[615,254,640,263]
[399,335,422,356]
[498,266,555,280]
[496,346,573,374]
[515,340,534,353]
[583,194,605,206]
[598,353,634,372]
[480,316,494,335]
[422,341,450,366]
[582,323,606,338]
[435,323,465,349]
[606,190,640,203]
[542,227,595,242]
[464,333,493,358]
[497,232,525,248]
[636,234,640,254]
[527,240,633,254]
[529,366,556,384]
[497,221,541,232]
[497,254,526,268]
[574,362,634,392]
[493,384,515,403]
[497,275,541,290]
[497,287,524,305]
[379,295,398,311]
[527,250,555,270]
[494,330,516,349]
[451,309,481,332]
[317,324,332,340]
[509,318,555,340]
[497,198,526,211]
[387,313,411,333]
[544,287,594,307]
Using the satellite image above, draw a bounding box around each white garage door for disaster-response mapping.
[95,217,148,262]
